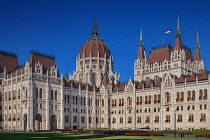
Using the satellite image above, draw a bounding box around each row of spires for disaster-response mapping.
[138,16,201,62]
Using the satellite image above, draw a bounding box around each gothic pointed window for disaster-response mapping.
[51,66,57,77]
[36,63,42,74]
[92,73,97,85]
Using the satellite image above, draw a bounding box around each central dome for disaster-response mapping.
[79,16,111,59]
[79,37,110,59]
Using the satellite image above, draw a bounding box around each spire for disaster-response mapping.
[65,68,69,79]
[92,11,98,37]
[138,28,145,61]
[176,15,181,38]
[195,29,200,49]
[139,27,144,48]
[194,30,201,61]
[174,15,182,51]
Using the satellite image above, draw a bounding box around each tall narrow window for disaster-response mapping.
[92,73,97,85]
[55,90,57,100]
[36,88,38,98]
[204,89,207,99]
[51,90,53,100]
[39,88,42,99]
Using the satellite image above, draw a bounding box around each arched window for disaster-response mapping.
[176,92,180,102]
[165,115,170,123]
[187,91,191,101]
[199,90,203,100]
[177,114,182,122]
[204,89,207,99]
[36,63,42,74]
[200,113,206,122]
[166,93,170,102]
[146,116,150,123]
[192,90,195,100]
[189,114,194,122]
[51,67,57,77]
[154,95,157,103]
[92,73,97,85]
[181,92,184,101]
[137,116,141,123]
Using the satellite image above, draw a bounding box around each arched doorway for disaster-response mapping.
[23,114,27,130]
[51,115,57,130]
[35,114,42,130]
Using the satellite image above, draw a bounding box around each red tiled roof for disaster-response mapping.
[79,37,110,59]
[187,73,196,82]
[119,83,126,91]
[174,37,182,51]
[198,71,208,81]
[176,75,185,83]
[148,46,172,64]
[194,48,201,61]
[145,81,153,88]
[0,51,18,73]
[138,47,145,61]
[136,82,144,89]
[113,85,118,92]
[183,47,194,62]
[28,51,57,75]
[154,79,161,87]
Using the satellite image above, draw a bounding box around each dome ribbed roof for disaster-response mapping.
[79,37,110,59]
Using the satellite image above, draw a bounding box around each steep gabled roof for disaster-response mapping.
[187,73,196,82]
[136,81,145,89]
[154,79,161,87]
[0,50,18,73]
[148,45,172,64]
[198,71,208,81]
[28,50,57,75]
[176,75,185,83]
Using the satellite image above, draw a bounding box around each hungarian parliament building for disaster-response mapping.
[0,16,209,131]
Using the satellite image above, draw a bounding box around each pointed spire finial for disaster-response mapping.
[139,27,144,48]
[92,9,98,37]
[196,29,200,49]
[65,68,69,79]
[194,28,201,61]
[176,15,181,38]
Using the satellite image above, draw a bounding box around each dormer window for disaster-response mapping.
[36,63,42,74]
[51,66,57,77]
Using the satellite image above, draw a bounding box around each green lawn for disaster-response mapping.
[0,132,205,140]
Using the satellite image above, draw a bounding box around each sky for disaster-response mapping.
[0,0,210,82]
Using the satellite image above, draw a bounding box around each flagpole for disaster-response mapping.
[164,29,171,46]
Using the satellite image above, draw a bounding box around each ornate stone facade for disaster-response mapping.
[0,16,209,131]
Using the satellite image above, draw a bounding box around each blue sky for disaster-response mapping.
[0,0,210,82]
